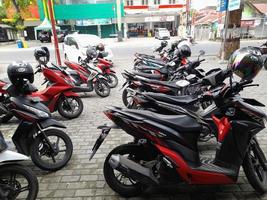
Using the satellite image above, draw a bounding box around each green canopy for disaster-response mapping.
[34,17,60,39]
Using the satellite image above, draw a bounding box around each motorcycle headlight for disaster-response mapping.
[24,105,50,118]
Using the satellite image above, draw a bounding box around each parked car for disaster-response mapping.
[63,33,114,63]
[39,30,51,43]
[155,28,170,40]
[39,30,67,43]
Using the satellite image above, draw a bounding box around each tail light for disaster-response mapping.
[104,110,114,120]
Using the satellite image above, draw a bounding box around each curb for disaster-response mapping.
[0,41,16,46]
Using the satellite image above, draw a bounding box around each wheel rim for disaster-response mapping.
[111,154,138,187]
[107,74,117,87]
[62,97,80,115]
[0,171,31,199]
[37,135,68,165]
[97,82,109,96]
[249,147,267,184]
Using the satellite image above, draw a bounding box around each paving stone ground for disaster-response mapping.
[1,57,267,200]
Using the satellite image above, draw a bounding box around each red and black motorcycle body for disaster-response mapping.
[103,92,266,185]
[97,58,116,75]
[64,61,89,84]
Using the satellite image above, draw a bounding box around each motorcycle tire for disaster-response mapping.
[104,73,118,88]
[57,96,83,119]
[122,88,130,107]
[264,59,267,70]
[94,79,110,97]
[0,164,38,200]
[243,138,267,194]
[103,144,146,197]
[0,113,13,123]
[30,129,73,171]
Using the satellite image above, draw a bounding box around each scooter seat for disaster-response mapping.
[135,76,177,89]
[126,109,202,133]
[132,71,162,80]
[144,92,198,106]
[144,58,166,66]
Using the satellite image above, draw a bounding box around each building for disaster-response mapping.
[123,0,186,37]
[37,0,124,38]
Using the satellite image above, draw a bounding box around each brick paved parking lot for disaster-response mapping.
[1,57,267,200]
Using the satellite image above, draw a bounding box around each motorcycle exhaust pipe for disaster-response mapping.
[109,154,159,185]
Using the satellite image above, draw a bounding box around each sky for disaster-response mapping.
[191,0,218,10]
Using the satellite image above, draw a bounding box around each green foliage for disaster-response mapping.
[0,6,7,19]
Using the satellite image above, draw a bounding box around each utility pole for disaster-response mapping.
[47,0,61,65]
[186,0,191,35]
[220,0,242,60]
[116,0,123,42]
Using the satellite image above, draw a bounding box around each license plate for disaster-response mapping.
[89,127,111,160]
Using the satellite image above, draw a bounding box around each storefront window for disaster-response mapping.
[153,0,160,5]
[142,0,148,5]
[125,0,133,5]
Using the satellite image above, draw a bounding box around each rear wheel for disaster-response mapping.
[57,96,83,119]
[30,129,73,171]
[122,88,136,107]
[94,79,110,97]
[104,144,152,197]
[104,73,118,88]
[0,164,38,200]
[243,138,267,194]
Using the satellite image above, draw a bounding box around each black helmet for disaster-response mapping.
[7,61,34,87]
[34,46,50,64]
[96,43,105,52]
[171,41,179,51]
[161,41,168,48]
[179,45,191,58]
[86,46,97,59]
[228,47,263,81]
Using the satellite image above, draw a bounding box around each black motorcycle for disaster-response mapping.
[4,83,73,171]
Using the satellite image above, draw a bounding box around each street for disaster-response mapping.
[0,38,267,199]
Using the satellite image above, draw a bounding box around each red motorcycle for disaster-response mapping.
[96,57,118,88]
[0,63,84,123]
[64,59,111,97]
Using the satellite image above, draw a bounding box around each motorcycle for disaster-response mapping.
[0,63,84,122]
[96,57,118,88]
[2,81,73,171]
[90,78,267,197]
[0,131,39,200]
[64,59,111,97]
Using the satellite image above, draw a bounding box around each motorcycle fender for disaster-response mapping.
[63,90,79,97]
[39,118,66,129]
[0,150,29,163]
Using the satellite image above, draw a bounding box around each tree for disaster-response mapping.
[0,5,7,20]
[3,0,33,30]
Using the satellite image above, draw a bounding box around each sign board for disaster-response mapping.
[241,20,255,27]
[228,0,240,11]
[76,19,112,26]
[145,16,175,22]
[217,0,228,12]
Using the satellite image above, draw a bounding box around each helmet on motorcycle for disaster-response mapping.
[161,41,168,48]
[227,47,263,81]
[96,43,105,52]
[7,61,34,87]
[86,46,97,60]
[171,41,178,51]
[179,45,191,58]
[34,46,50,64]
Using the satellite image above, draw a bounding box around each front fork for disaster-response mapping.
[35,124,58,155]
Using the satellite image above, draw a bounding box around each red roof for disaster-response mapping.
[253,3,267,15]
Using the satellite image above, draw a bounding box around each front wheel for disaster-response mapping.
[0,164,38,200]
[30,129,73,171]
[104,73,118,88]
[57,96,83,119]
[94,79,110,97]
[243,138,267,194]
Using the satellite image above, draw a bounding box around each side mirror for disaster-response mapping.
[199,50,205,56]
